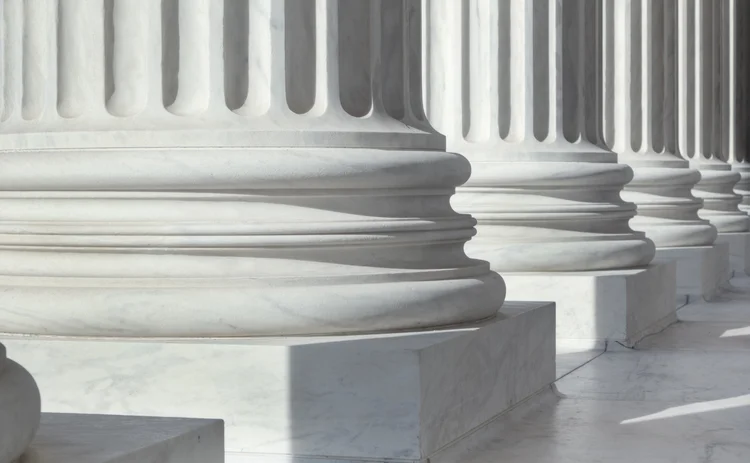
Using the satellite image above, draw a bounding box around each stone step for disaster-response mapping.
[21,413,223,463]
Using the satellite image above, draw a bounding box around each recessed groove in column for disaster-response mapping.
[161,0,178,109]
[532,0,552,142]
[403,0,429,125]
[497,0,511,139]
[460,0,470,138]
[693,0,712,160]
[107,0,149,117]
[583,0,600,146]
[700,0,712,158]
[338,0,371,118]
[104,0,114,108]
[710,0,722,160]
[22,0,51,121]
[630,0,643,152]
[369,0,385,114]
[602,0,615,149]
[561,0,585,144]
[166,0,211,116]
[224,0,249,111]
[285,0,315,114]
[685,0,696,158]
[663,0,677,154]
[381,0,405,121]
[732,0,745,162]
[651,0,666,153]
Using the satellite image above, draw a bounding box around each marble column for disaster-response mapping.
[424,0,654,272]
[0,2,557,461]
[724,0,750,214]
[0,0,504,337]
[424,0,675,348]
[0,343,40,463]
[677,0,749,232]
[602,0,716,247]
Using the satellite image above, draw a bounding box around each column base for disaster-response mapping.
[654,244,730,302]
[503,263,676,348]
[714,232,750,277]
[2,302,554,463]
[24,414,223,463]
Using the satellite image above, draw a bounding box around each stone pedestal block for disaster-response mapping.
[714,232,750,277]
[24,414,223,463]
[3,302,554,463]
[654,244,730,302]
[503,263,676,349]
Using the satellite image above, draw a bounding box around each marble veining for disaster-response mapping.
[3,302,555,462]
[24,413,224,463]
[429,275,750,463]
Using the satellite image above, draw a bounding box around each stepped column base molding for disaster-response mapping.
[691,163,750,277]
[621,158,717,248]
[453,154,655,273]
[732,164,750,214]
[691,162,749,233]
[0,0,504,337]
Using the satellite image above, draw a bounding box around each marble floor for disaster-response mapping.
[434,276,750,463]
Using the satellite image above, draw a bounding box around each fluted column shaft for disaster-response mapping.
[0,0,505,336]
[602,0,716,247]
[676,0,749,232]
[724,0,750,213]
[424,0,654,272]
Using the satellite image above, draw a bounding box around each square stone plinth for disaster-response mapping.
[3,302,554,463]
[654,243,729,302]
[503,262,676,349]
[715,232,750,277]
[24,413,224,463]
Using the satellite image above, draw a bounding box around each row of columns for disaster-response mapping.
[425,0,749,274]
[0,0,747,458]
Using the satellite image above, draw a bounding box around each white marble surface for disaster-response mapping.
[432,390,750,463]
[24,413,223,463]
[715,233,750,277]
[503,262,677,346]
[3,302,555,462]
[556,350,750,402]
[555,345,604,380]
[638,321,750,351]
[654,244,729,301]
[429,276,750,463]
[679,297,750,322]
